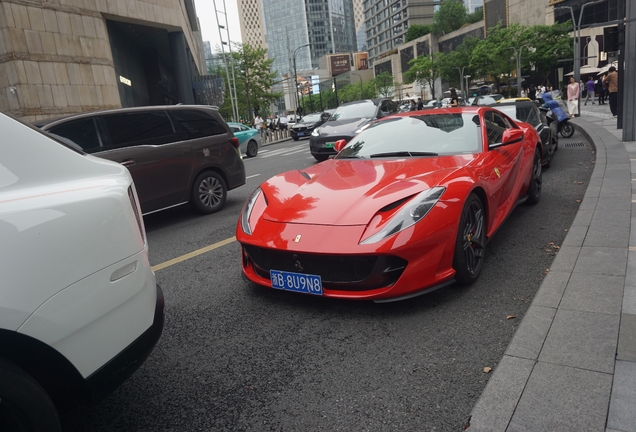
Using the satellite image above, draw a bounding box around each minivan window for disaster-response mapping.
[170,109,227,139]
[101,111,175,149]
[48,117,101,153]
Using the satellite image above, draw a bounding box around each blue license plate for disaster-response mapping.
[270,270,323,295]
[297,132,304,136]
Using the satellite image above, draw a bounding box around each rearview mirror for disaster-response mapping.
[334,139,347,152]
[320,112,331,123]
[497,129,525,147]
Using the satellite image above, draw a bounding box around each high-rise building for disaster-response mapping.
[237,0,267,49]
[260,0,357,79]
[364,0,439,67]
[353,0,368,51]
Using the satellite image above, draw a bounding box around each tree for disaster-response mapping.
[438,36,479,93]
[465,8,483,24]
[403,54,442,99]
[214,43,282,121]
[374,72,395,98]
[405,24,432,42]
[432,0,467,35]
[525,22,573,86]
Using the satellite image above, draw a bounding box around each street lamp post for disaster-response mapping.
[293,43,311,116]
[555,0,604,116]
[351,72,363,100]
[507,45,531,97]
[453,66,467,100]
[464,75,471,99]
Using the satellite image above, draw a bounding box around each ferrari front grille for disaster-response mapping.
[243,245,407,290]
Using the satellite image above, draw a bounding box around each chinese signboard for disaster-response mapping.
[329,54,351,76]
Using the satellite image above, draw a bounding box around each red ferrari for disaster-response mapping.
[236,107,542,302]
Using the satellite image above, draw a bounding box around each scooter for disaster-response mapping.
[542,92,575,138]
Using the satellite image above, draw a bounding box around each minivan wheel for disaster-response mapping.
[246,140,258,158]
[313,154,329,162]
[191,171,227,214]
[0,358,61,432]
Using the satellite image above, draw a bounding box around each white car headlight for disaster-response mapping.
[240,187,263,235]
[360,187,446,244]
[311,128,320,137]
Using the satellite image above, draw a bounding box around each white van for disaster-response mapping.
[0,113,164,431]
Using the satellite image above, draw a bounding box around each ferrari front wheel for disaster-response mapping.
[453,193,486,286]
[527,147,542,205]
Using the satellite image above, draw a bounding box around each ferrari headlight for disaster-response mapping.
[240,187,263,235]
[311,128,320,137]
[360,187,445,245]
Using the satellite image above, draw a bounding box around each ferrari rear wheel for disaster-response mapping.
[527,147,542,205]
[453,193,486,286]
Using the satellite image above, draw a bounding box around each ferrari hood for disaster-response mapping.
[260,157,472,225]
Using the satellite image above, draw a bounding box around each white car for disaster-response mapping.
[0,113,164,430]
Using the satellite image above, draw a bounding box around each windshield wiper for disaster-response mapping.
[369,151,438,158]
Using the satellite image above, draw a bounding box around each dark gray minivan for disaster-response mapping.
[34,105,246,215]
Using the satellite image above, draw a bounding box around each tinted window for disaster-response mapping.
[101,111,175,149]
[484,111,509,145]
[171,109,227,139]
[48,118,101,153]
[518,106,541,127]
[329,102,378,121]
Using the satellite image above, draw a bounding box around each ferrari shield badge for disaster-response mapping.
[494,167,501,178]
[294,235,302,243]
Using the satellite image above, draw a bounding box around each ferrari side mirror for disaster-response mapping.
[334,139,347,152]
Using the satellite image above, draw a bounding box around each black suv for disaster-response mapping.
[309,99,399,161]
[34,105,246,215]
[290,110,333,141]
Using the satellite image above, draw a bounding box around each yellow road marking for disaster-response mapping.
[152,236,237,272]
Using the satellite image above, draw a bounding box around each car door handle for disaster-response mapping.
[121,159,135,167]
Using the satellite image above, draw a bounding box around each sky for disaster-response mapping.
[194,0,243,53]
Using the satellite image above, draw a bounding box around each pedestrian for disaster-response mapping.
[603,66,618,117]
[278,113,289,130]
[584,76,596,105]
[528,84,536,101]
[409,99,416,111]
[449,88,459,107]
[417,97,423,110]
[596,75,605,105]
[567,76,579,118]
[253,114,265,138]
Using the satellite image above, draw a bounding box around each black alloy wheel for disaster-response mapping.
[453,193,486,285]
[191,171,227,214]
[527,147,542,204]
[246,140,258,158]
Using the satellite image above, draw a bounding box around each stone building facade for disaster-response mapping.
[0,0,205,122]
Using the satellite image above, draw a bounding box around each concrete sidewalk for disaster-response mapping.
[468,103,636,431]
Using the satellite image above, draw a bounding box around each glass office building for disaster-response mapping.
[262,0,357,79]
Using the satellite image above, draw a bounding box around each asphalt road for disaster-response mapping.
[61,135,595,431]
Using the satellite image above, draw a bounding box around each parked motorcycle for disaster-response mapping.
[542,92,575,138]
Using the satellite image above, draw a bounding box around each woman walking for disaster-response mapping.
[567,77,579,118]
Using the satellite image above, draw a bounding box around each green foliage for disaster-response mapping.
[438,36,479,89]
[465,8,483,24]
[432,0,467,35]
[405,25,432,43]
[213,43,282,121]
[525,22,573,85]
[403,54,442,99]
[374,72,395,98]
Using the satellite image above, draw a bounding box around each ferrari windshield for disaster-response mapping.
[335,113,482,159]
[328,101,377,121]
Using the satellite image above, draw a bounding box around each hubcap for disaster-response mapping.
[463,202,484,275]
[198,177,223,208]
